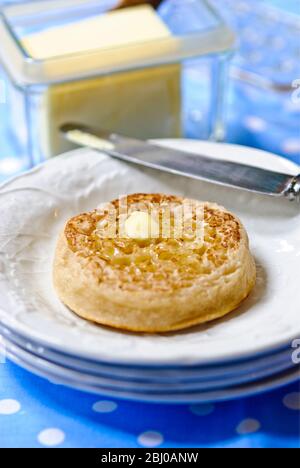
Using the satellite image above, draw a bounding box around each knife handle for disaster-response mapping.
[285,175,300,202]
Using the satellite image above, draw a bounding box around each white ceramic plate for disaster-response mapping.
[2,334,295,392]
[0,323,294,384]
[0,140,299,366]
[4,340,300,404]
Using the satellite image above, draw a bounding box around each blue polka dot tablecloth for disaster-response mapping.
[0,362,299,448]
[0,0,300,449]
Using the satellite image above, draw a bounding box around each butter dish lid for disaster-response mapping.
[0,0,235,86]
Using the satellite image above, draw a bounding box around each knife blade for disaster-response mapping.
[60,123,300,201]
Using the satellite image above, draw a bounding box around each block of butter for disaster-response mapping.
[124,211,160,239]
[21,5,181,158]
[21,5,171,60]
[41,63,181,157]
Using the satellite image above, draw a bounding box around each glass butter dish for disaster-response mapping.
[0,0,234,165]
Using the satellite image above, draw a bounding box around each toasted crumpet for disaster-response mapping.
[53,194,256,333]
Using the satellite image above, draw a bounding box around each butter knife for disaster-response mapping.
[60,123,300,201]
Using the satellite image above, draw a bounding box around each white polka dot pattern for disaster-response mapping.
[244,116,267,132]
[236,419,261,435]
[283,393,300,411]
[282,139,300,155]
[0,399,21,415]
[138,431,164,448]
[92,401,118,413]
[0,158,24,175]
[38,428,65,447]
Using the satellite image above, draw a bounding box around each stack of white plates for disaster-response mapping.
[0,140,299,403]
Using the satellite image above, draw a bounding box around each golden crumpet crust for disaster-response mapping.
[53,194,256,333]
